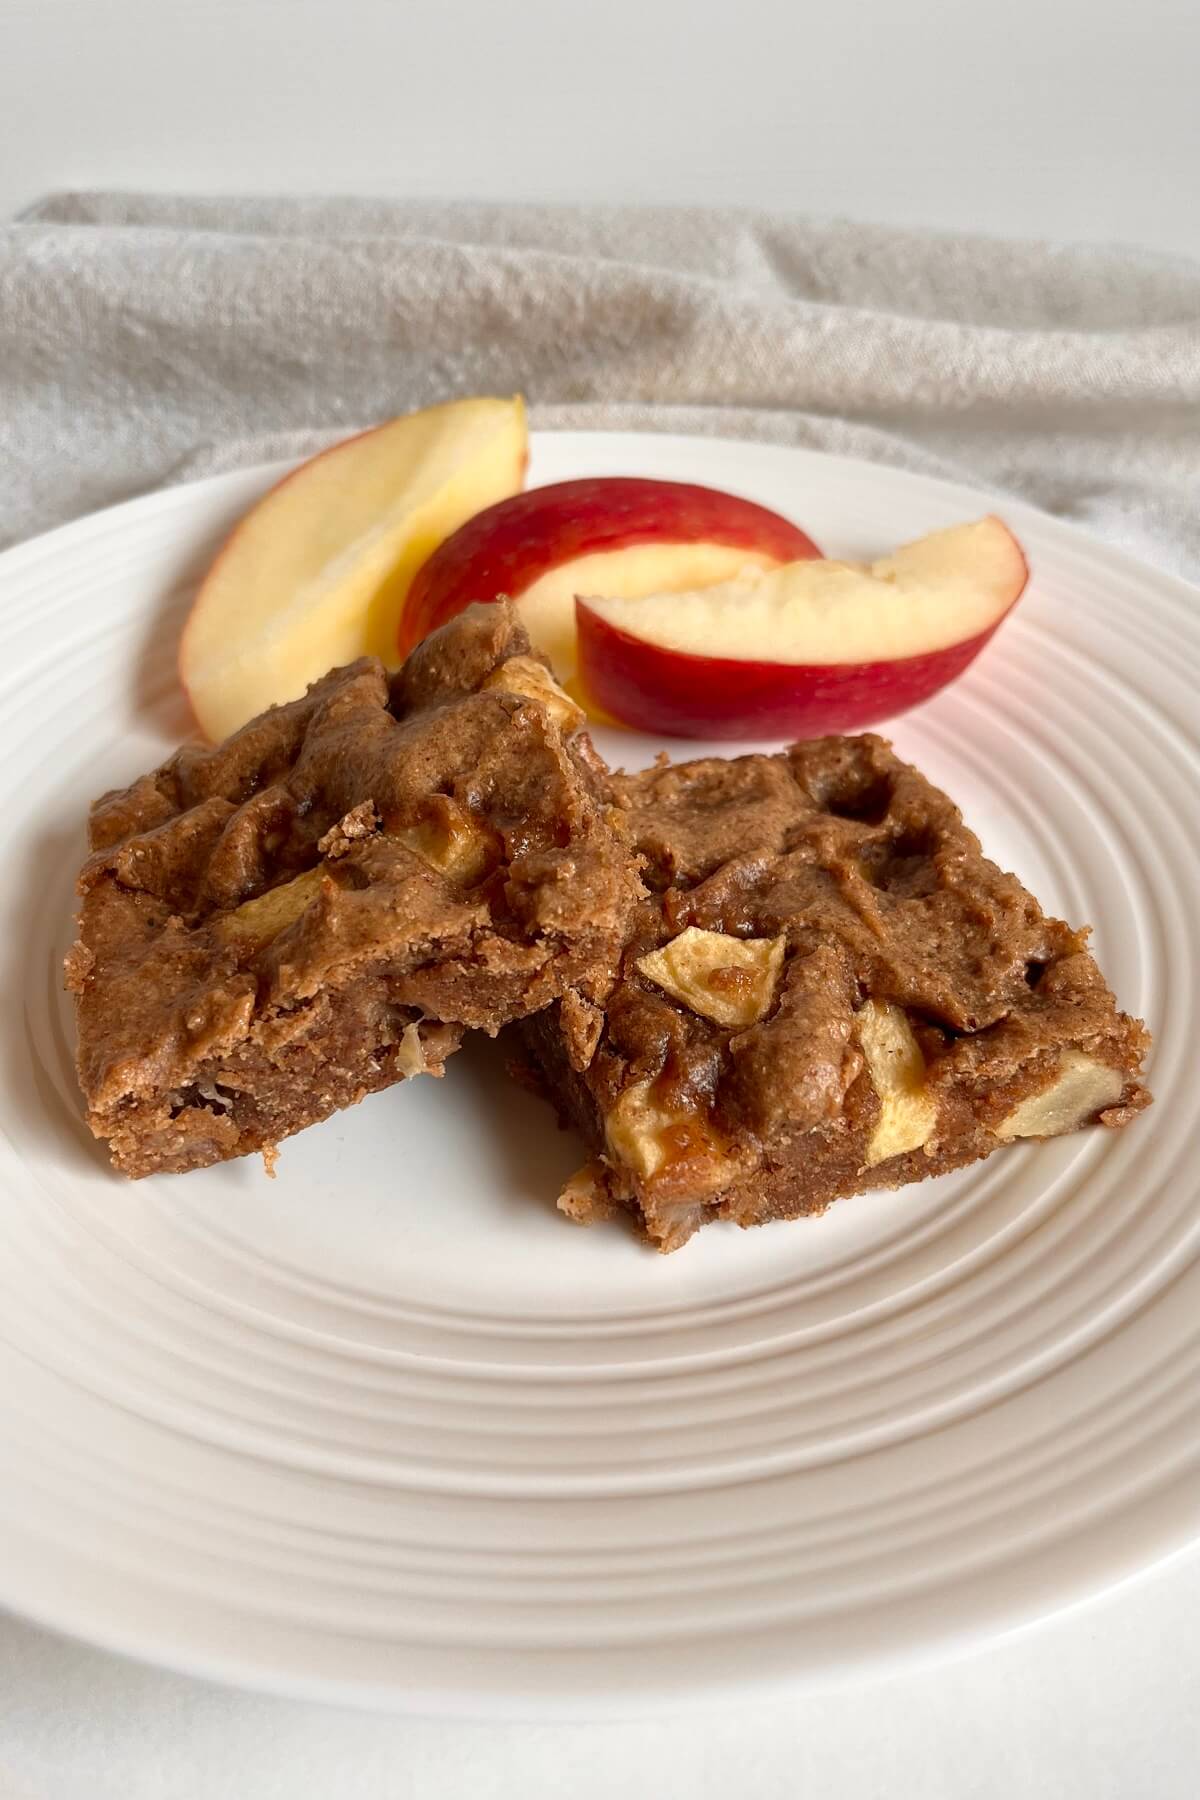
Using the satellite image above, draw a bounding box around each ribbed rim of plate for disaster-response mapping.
[0,433,1197,1715]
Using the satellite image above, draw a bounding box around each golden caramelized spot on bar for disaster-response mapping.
[605,1077,739,1193]
[994,1052,1125,1140]
[216,866,325,943]
[482,655,586,733]
[604,1079,681,1180]
[856,997,938,1167]
[636,926,785,1029]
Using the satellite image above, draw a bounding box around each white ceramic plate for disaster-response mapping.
[0,433,1196,1715]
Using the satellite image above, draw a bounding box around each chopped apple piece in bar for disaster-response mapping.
[995,1052,1125,1140]
[395,796,500,884]
[604,1078,694,1181]
[396,1021,431,1080]
[636,926,785,1030]
[600,1076,749,1229]
[482,655,586,732]
[856,998,938,1166]
[217,867,325,944]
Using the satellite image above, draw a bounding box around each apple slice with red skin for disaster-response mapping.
[575,516,1028,740]
[398,477,820,676]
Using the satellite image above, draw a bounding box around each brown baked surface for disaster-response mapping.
[68,603,642,1178]
[517,734,1152,1251]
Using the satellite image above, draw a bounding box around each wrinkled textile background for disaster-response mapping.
[3,194,1198,577]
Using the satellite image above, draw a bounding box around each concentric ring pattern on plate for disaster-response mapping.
[0,434,1197,1712]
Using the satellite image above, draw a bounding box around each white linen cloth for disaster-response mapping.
[3,194,1199,581]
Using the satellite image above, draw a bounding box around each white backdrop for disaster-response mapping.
[3,0,1200,257]
[2,1,1199,1794]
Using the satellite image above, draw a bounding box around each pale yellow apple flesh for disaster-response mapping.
[480,655,586,733]
[180,395,527,741]
[579,518,1026,666]
[635,926,786,1031]
[857,999,939,1167]
[397,475,819,671]
[995,1053,1124,1139]
[216,867,325,944]
[603,1079,743,1194]
[517,543,779,679]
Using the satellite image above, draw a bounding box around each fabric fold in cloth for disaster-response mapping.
[2,193,1199,575]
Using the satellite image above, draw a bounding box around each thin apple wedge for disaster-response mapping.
[399,477,820,677]
[181,395,528,741]
[575,516,1028,739]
